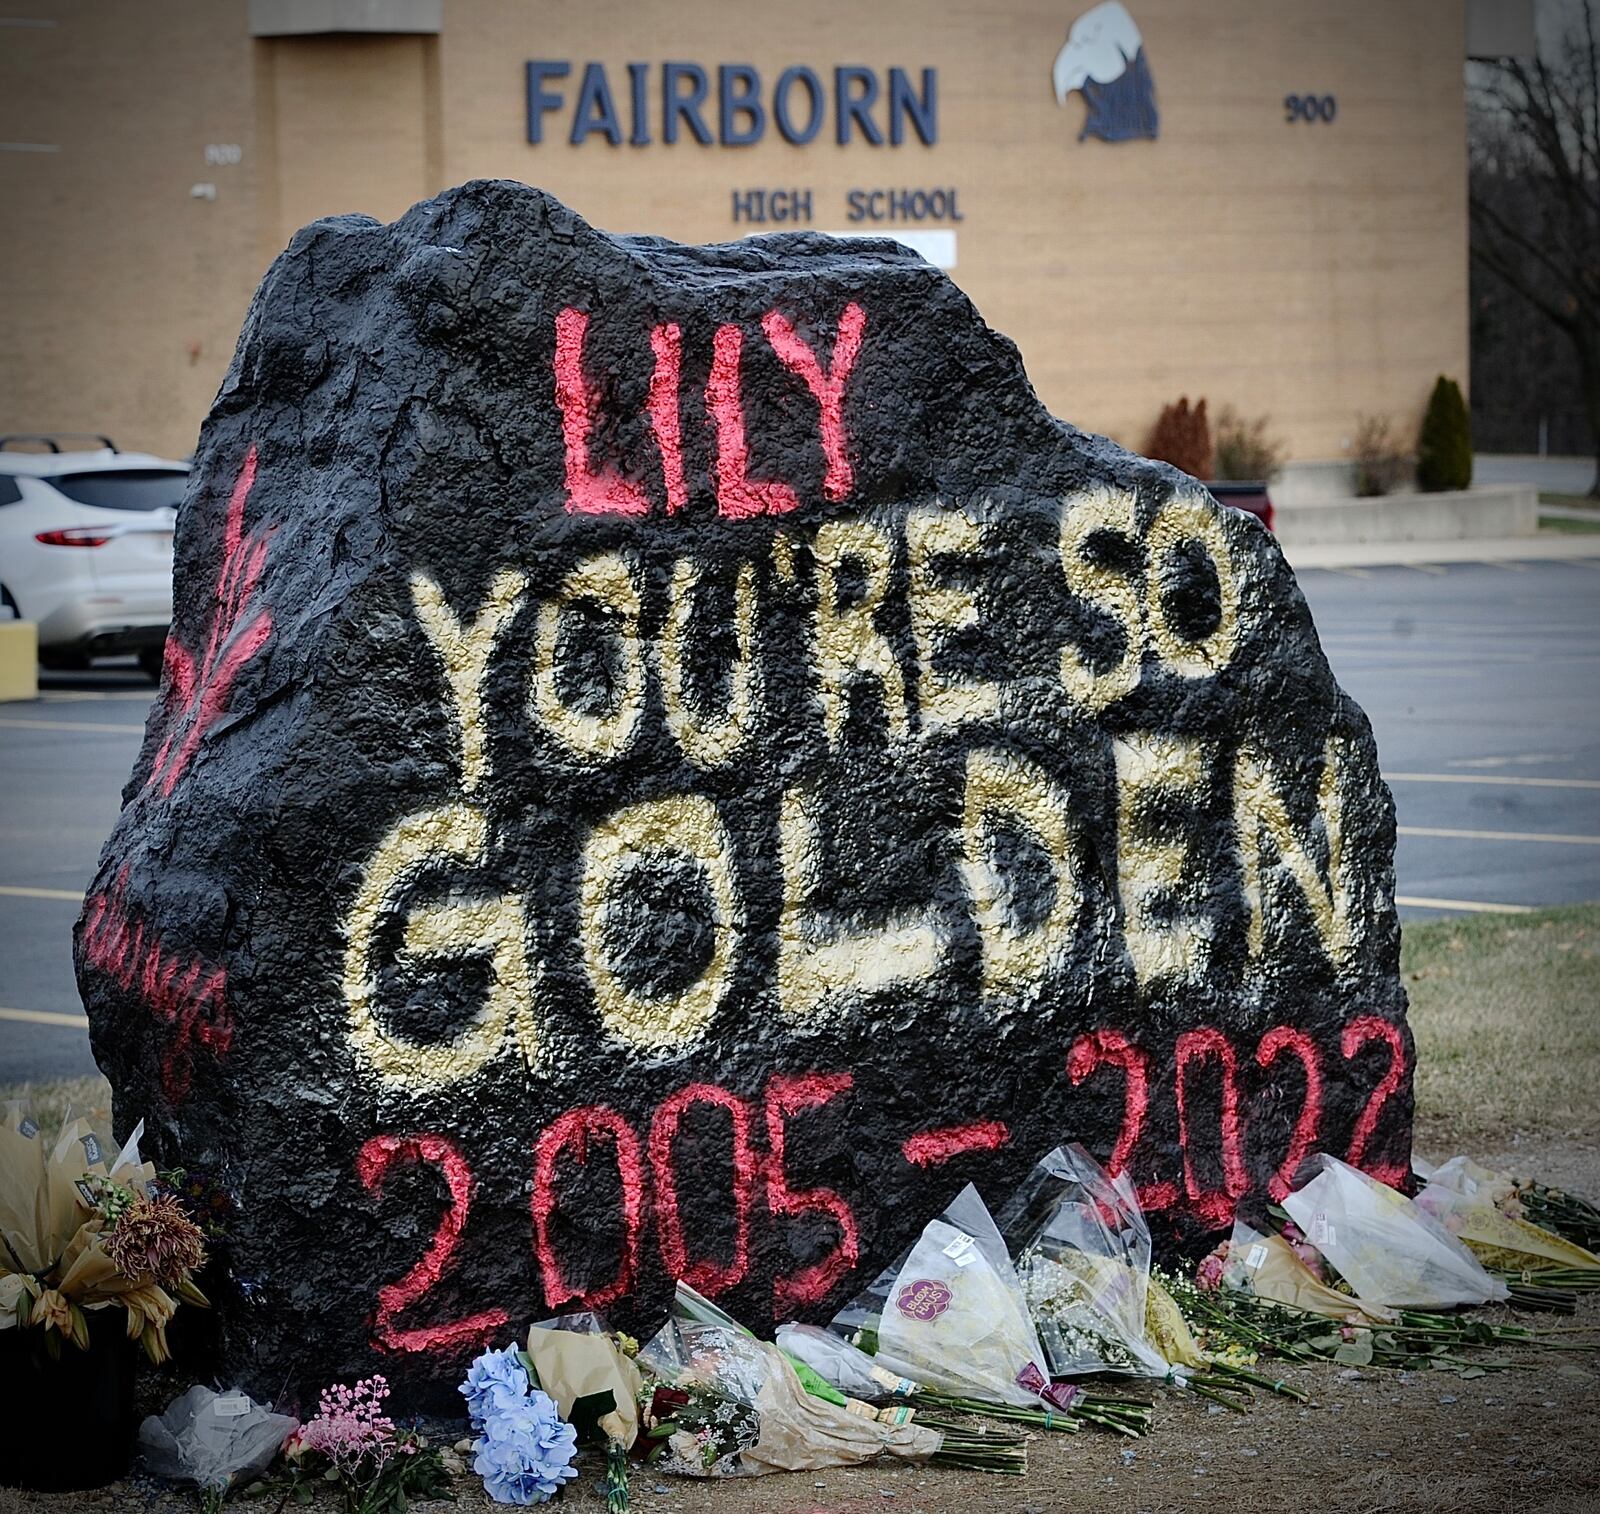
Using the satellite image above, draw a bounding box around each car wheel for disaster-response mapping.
[0,584,18,622]
[137,645,166,683]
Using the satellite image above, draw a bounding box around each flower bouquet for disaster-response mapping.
[0,1106,209,1362]
[639,1281,1023,1475]
[831,1182,1053,1409]
[1170,1210,1573,1377]
[138,1385,297,1513]
[997,1144,1171,1380]
[1507,1175,1600,1253]
[830,1183,1155,1436]
[286,1375,451,1514]
[0,1104,211,1490]
[1282,1154,1509,1310]
[459,1344,580,1505]
[524,1312,645,1511]
[1214,1218,1393,1323]
[1416,1158,1600,1292]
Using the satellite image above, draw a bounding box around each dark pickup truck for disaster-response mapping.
[1206,480,1275,533]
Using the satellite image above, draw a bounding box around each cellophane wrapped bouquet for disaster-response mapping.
[1414,1157,1600,1277]
[997,1144,1170,1379]
[1217,1217,1392,1322]
[830,1183,1053,1409]
[638,1283,941,1477]
[1282,1154,1508,1309]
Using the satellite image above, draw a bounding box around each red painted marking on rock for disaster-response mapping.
[648,322,689,515]
[900,1119,1010,1168]
[1174,1026,1248,1228]
[147,445,274,797]
[357,1132,508,1354]
[1255,1025,1325,1201]
[1341,1014,1409,1187]
[764,1072,860,1313]
[707,323,802,519]
[1067,1028,1177,1211]
[554,307,653,517]
[81,869,232,1103]
[762,303,866,502]
[649,1083,757,1297]
[532,1105,648,1312]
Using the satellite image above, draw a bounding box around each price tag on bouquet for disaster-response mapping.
[942,1234,978,1266]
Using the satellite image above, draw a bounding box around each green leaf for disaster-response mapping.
[1333,1339,1373,1367]
[1459,1366,1487,1380]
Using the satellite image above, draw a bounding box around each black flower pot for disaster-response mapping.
[0,1308,138,1490]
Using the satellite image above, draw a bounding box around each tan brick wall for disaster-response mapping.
[0,0,1468,466]
[0,1,260,460]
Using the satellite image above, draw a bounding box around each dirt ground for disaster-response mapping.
[2,910,1597,1514]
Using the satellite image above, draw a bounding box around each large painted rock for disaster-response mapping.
[78,180,1409,1403]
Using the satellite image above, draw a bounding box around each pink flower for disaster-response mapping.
[1195,1240,1230,1293]
[1279,1220,1328,1281]
[296,1376,404,1479]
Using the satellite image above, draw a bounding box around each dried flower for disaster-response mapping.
[35,1287,72,1336]
[103,1193,206,1288]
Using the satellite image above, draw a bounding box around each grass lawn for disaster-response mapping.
[1404,901,1600,1151]
[1538,512,1600,533]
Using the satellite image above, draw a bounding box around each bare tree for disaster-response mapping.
[1470,0,1600,495]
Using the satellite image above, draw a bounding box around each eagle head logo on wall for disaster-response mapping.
[1052,1,1159,142]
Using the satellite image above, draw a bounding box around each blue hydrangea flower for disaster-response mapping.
[460,1344,532,1428]
[472,1390,579,1506]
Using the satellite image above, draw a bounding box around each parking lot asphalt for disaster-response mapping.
[1,555,1597,1084]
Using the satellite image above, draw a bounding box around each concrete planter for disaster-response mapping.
[1271,485,1537,547]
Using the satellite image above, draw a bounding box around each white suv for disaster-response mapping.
[0,435,187,680]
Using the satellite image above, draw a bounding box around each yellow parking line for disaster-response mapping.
[1394,895,1534,915]
[0,885,82,901]
[0,717,144,734]
[1386,772,1600,791]
[0,1006,88,1030]
[1397,824,1600,846]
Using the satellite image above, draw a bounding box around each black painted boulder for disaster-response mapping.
[78,180,1409,1403]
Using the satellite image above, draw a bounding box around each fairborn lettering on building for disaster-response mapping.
[526,61,939,146]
